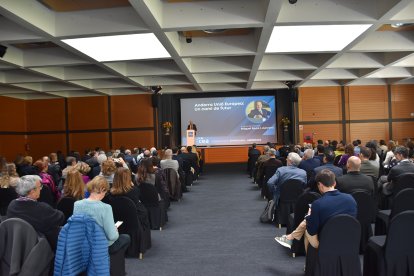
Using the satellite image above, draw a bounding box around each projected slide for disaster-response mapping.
[181,96,277,146]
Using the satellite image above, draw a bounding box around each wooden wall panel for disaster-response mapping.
[112,131,155,149]
[111,95,153,128]
[27,134,67,160]
[391,85,414,119]
[68,96,108,130]
[203,147,250,164]
[298,87,342,122]
[392,122,414,143]
[348,86,388,120]
[26,99,65,131]
[0,96,26,131]
[348,122,389,145]
[298,124,342,144]
[0,135,27,161]
[69,132,109,152]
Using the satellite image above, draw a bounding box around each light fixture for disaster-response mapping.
[266,24,371,53]
[62,33,170,62]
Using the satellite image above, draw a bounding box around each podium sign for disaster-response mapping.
[186,130,195,146]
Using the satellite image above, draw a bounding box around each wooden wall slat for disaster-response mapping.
[298,124,342,144]
[112,131,155,149]
[68,96,108,130]
[348,122,389,145]
[28,134,67,160]
[69,132,109,152]
[391,85,414,119]
[204,147,250,164]
[0,135,27,161]
[111,95,153,128]
[26,98,65,131]
[298,87,342,122]
[0,96,26,131]
[392,122,414,143]
[348,86,388,120]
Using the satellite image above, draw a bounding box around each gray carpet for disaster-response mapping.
[125,163,305,276]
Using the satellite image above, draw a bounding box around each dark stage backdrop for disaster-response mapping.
[157,89,293,148]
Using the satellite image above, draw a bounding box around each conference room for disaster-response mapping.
[0,0,413,275]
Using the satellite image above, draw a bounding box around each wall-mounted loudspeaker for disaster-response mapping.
[0,45,7,58]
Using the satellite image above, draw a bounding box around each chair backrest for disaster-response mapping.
[0,218,54,276]
[318,214,361,257]
[351,190,377,224]
[139,182,160,206]
[164,168,181,200]
[109,196,139,233]
[385,211,414,273]
[293,192,321,227]
[393,173,414,194]
[280,179,304,202]
[0,188,18,216]
[390,188,414,219]
[38,184,55,207]
[56,196,77,223]
[263,166,278,184]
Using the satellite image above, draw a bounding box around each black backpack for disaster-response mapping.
[260,200,275,223]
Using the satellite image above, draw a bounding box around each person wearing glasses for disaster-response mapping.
[6,175,65,251]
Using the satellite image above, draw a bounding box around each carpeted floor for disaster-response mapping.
[125,163,305,276]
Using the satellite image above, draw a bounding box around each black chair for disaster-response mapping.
[56,196,77,224]
[286,192,321,257]
[0,218,54,275]
[351,190,377,253]
[364,210,414,276]
[182,159,194,187]
[164,168,182,201]
[275,179,304,228]
[38,184,55,207]
[305,215,361,276]
[261,165,278,200]
[139,182,166,230]
[0,187,18,216]
[393,173,414,195]
[109,196,151,259]
[375,188,414,235]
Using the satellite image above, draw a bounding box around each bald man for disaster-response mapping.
[336,156,375,195]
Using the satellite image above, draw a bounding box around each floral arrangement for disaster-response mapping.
[281,117,290,126]
[162,121,172,129]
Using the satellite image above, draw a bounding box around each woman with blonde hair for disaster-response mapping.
[111,167,140,203]
[75,161,91,184]
[19,155,36,176]
[63,169,85,200]
[0,163,20,188]
[73,176,130,253]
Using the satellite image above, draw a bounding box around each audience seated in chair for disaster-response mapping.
[308,149,343,191]
[336,156,375,196]
[73,176,130,255]
[6,175,65,251]
[267,152,307,208]
[57,169,85,223]
[274,169,357,258]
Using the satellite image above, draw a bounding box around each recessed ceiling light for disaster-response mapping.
[62,33,170,61]
[266,25,371,53]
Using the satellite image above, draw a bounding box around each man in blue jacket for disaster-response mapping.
[274,169,357,252]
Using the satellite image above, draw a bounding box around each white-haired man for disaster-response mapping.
[267,152,307,206]
[7,175,65,251]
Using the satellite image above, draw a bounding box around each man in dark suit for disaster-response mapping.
[298,149,321,178]
[248,143,261,178]
[248,100,271,121]
[336,156,375,195]
[308,149,343,191]
[187,120,197,135]
[382,146,414,195]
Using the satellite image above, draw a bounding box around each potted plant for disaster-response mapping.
[281,117,290,131]
[162,121,172,135]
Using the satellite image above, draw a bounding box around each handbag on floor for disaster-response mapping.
[260,200,275,223]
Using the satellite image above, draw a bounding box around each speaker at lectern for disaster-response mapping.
[186,130,195,146]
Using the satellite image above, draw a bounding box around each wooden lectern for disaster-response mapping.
[186,129,195,146]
